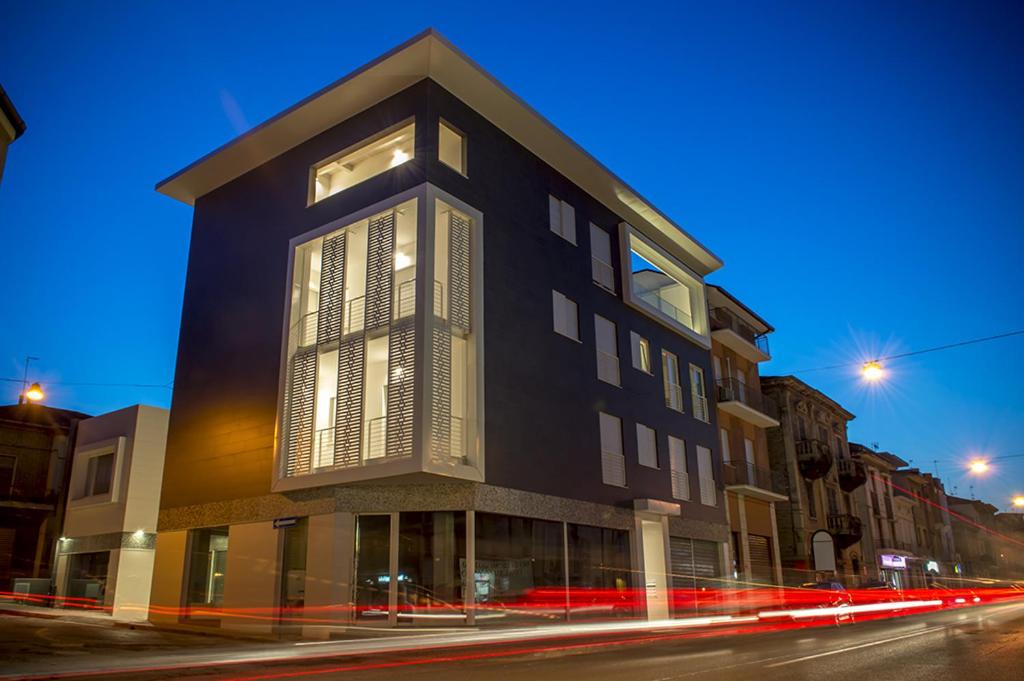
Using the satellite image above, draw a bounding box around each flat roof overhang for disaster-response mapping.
[156,29,723,276]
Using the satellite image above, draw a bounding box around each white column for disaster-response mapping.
[112,549,156,621]
[304,512,355,639]
[769,502,784,585]
[222,521,281,634]
[148,530,188,626]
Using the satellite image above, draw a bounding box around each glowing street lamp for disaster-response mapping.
[861,361,885,382]
[968,459,990,475]
[1012,496,1024,509]
[23,382,45,402]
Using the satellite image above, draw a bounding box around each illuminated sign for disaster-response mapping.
[926,560,940,573]
[881,554,907,569]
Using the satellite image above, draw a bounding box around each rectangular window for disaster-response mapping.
[712,355,722,380]
[594,315,620,386]
[743,437,756,483]
[636,423,658,468]
[185,526,229,618]
[438,119,466,175]
[805,479,817,518]
[599,412,625,487]
[827,486,839,515]
[589,223,614,291]
[630,332,651,373]
[625,226,707,338]
[690,364,709,422]
[669,436,690,500]
[311,121,415,203]
[719,428,731,464]
[552,290,580,341]
[696,445,716,506]
[549,195,576,244]
[84,453,114,497]
[662,350,683,412]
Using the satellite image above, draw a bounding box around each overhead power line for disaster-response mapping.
[792,329,1024,375]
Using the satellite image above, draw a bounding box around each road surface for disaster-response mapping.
[2,601,1022,680]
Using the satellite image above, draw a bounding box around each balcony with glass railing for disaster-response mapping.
[714,378,780,428]
[709,306,770,362]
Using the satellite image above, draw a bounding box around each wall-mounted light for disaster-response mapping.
[394,252,412,270]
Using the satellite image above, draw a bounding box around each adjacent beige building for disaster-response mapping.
[54,405,169,621]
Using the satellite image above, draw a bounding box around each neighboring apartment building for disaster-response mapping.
[53,405,169,620]
[149,30,734,634]
[707,286,786,585]
[892,469,956,582]
[849,445,909,588]
[0,403,88,592]
[993,514,1024,580]
[947,496,999,580]
[0,83,26,185]
[760,376,863,586]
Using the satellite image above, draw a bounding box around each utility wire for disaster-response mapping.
[0,376,171,389]
[791,329,1024,375]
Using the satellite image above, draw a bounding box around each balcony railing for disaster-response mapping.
[796,438,833,480]
[709,307,770,356]
[597,350,620,386]
[722,462,776,493]
[601,451,626,487]
[671,470,691,501]
[691,392,710,422]
[836,458,868,492]
[665,382,684,412]
[698,475,717,506]
[636,287,694,330]
[714,378,778,419]
[292,310,319,348]
[345,296,366,335]
[827,513,864,548]
[312,427,336,469]
[592,257,615,292]
[450,415,466,462]
[395,279,416,320]
[367,417,387,460]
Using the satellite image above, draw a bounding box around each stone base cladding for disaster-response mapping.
[668,516,730,544]
[57,531,157,554]
[157,482,638,532]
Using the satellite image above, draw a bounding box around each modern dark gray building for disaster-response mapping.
[150,30,734,634]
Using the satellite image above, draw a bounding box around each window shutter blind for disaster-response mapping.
[549,195,561,234]
[560,201,576,243]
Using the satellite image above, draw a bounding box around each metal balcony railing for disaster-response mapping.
[312,427,336,469]
[345,296,366,335]
[450,415,466,462]
[722,462,776,492]
[367,417,387,460]
[827,513,863,545]
[292,310,319,348]
[698,475,717,506]
[796,438,833,480]
[395,279,416,320]
[709,307,770,356]
[671,470,691,501]
[691,392,710,423]
[665,382,684,412]
[714,378,778,419]
[836,458,868,492]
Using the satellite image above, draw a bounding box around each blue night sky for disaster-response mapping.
[2,2,1022,506]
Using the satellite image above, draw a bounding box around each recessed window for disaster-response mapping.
[624,226,707,340]
[630,332,651,374]
[438,120,466,175]
[599,412,625,487]
[594,315,620,386]
[310,121,415,204]
[552,290,579,341]
[636,423,658,469]
[84,453,114,497]
[690,364,709,423]
[590,223,614,291]
[669,436,689,500]
[549,195,576,245]
[696,445,716,506]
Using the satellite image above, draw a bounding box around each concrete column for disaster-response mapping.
[465,511,476,626]
[149,530,188,626]
[53,553,69,604]
[769,502,784,585]
[303,512,355,639]
[387,512,399,627]
[737,494,751,582]
[222,521,280,634]
[112,549,155,621]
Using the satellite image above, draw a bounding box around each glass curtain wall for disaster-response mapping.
[397,512,467,624]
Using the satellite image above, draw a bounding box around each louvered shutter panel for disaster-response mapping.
[364,212,395,330]
[316,233,345,344]
[285,349,317,476]
[448,212,471,331]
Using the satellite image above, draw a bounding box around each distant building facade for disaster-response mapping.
[54,405,168,620]
[761,376,864,586]
[892,469,956,582]
[0,83,26,185]
[947,496,998,580]
[0,404,88,592]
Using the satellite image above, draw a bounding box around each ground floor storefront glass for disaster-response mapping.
[66,551,110,607]
[184,526,229,621]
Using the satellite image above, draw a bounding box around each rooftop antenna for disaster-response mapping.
[17,356,40,405]
[871,442,880,451]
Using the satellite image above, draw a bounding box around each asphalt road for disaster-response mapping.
[2,601,1023,680]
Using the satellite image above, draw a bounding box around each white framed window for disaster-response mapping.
[719,428,731,464]
[696,445,716,506]
[599,412,626,487]
[637,423,658,469]
[712,355,722,381]
[621,224,708,343]
[743,437,756,484]
[438,119,466,175]
[552,290,579,341]
[549,195,576,244]
[310,120,415,204]
[662,350,683,412]
[669,436,690,501]
[594,315,620,386]
[630,332,651,374]
[590,223,614,291]
[690,364,709,422]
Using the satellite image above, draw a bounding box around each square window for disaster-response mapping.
[84,453,114,497]
[438,120,466,175]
